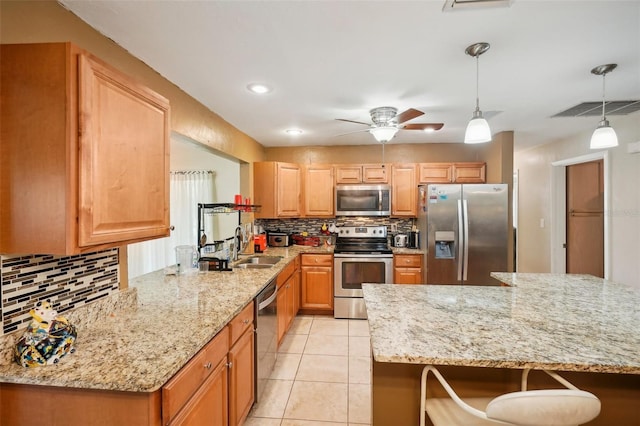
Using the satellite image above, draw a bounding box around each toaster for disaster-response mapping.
[267,232,291,247]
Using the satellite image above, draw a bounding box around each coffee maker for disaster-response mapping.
[408,230,420,249]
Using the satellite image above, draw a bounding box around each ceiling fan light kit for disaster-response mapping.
[370,126,399,143]
[590,63,619,149]
[464,42,492,144]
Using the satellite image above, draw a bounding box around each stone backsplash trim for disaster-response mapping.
[0,249,120,335]
[255,217,415,235]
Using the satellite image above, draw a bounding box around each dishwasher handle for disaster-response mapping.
[257,282,277,310]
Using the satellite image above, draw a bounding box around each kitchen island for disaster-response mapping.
[363,273,640,425]
[0,244,332,425]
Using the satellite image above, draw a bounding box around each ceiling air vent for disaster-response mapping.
[552,100,640,118]
[442,0,513,12]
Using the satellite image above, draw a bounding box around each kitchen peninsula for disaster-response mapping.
[363,273,640,425]
[0,245,332,425]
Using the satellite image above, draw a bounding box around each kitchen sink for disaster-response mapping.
[235,256,282,267]
[235,263,274,269]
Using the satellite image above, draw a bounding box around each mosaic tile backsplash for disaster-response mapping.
[255,217,415,235]
[0,249,120,335]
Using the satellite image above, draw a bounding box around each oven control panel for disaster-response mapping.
[336,226,387,238]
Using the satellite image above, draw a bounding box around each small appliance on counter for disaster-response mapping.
[254,234,267,252]
[408,230,420,249]
[267,231,292,247]
[393,234,408,248]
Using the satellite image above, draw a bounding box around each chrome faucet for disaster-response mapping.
[232,226,244,261]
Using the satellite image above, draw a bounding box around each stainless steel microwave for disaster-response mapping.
[335,184,391,216]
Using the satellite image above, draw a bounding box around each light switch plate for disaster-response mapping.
[628,141,640,154]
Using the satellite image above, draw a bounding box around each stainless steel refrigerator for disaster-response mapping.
[418,184,508,285]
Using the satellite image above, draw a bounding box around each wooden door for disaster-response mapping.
[228,329,255,426]
[419,163,453,184]
[276,163,301,217]
[78,53,170,246]
[301,266,333,310]
[566,160,604,277]
[391,164,417,216]
[304,165,334,217]
[170,358,229,426]
[335,166,362,183]
[362,164,389,183]
[452,162,486,183]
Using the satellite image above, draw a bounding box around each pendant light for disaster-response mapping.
[590,64,618,149]
[464,42,492,144]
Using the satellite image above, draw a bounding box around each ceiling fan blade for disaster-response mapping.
[402,123,445,131]
[333,128,372,137]
[395,108,424,124]
[335,118,371,126]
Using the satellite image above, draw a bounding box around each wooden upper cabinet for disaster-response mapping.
[419,162,486,184]
[254,162,302,218]
[0,43,170,255]
[335,164,389,184]
[303,164,334,217]
[391,164,417,217]
[452,162,486,183]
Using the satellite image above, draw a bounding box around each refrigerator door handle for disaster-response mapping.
[462,199,470,281]
[457,199,464,281]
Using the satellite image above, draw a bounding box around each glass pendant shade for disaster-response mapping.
[590,119,618,149]
[464,110,492,144]
[370,126,398,143]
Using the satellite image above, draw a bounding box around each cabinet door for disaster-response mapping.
[391,164,417,217]
[276,163,302,217]
[286,278,296,330]
[293,267,301,317]
[301,267,333,311]
[78,53,170,246]
[277,285,288,344]
[169,357,229,426]
[419,163,453,184]
[453,162,486,183]
[229,328,255,426]
[304,165,334,217]
[335,166,362,184]
[394,268,423,284]
[362,164,389,183]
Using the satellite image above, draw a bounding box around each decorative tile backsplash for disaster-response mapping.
[0,249,120,335]
[255,217,414,235]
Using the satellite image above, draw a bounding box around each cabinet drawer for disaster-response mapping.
[394,254,423,268]
[229,301,254,346]
[277,259,297,288]
[163,327,230,425]
[301,254,333,267]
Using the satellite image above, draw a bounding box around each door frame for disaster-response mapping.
[550,151,610,278]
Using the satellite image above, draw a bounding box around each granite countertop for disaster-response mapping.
[0,244,333,393]
[390,247,424,255]
[363,273,640,374]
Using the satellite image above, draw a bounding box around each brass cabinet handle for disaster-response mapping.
[227,361,233,369]
[242,319,250,324]
[204,362,212,369]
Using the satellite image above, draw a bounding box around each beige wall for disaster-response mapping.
[514,113,640,288]
[0,0,266,167]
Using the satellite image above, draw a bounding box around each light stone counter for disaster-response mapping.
[0,244,332,392]
[363,273,640,374]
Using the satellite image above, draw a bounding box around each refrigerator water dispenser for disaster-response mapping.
[434,231,455,259]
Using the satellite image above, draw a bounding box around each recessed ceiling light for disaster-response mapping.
[285,129,303,136]
[247,83,272,94]
[423,128,436,133]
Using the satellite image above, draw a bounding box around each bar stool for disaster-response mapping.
[420,366,601,426]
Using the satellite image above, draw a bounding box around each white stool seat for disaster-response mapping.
[426,397,495,426]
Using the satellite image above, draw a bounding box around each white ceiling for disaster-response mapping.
[59,0,640,151]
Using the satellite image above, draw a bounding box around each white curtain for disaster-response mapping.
[128,171,215,279]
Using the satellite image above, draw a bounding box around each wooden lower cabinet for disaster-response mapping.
[300,254,333,313]
[394,254,424,284]
[228,327,255,426]
[0,305,255,426]
[277,257,300,345]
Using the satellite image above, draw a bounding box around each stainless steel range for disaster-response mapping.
[333,226,393,319]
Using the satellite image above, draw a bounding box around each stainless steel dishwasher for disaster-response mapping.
[255,279,277,403]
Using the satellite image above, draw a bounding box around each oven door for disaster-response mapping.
[334,254,393,297]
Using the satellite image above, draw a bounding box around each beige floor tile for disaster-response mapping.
[309,318,349,336]
[252,379,294,418]
[348,384,371,424]
[289,316,313,335]
[284,381,348,423]
[348,356,371,384]
[348,336,370,357]
[304,335,349,356]
[244,417,282,426]
[271,353,302,380]
[348,320,370,337]
[296,354,348,383]
[281,420,346,426]
[279,333,308,354]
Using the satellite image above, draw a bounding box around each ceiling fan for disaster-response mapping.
[336,106,444,143]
